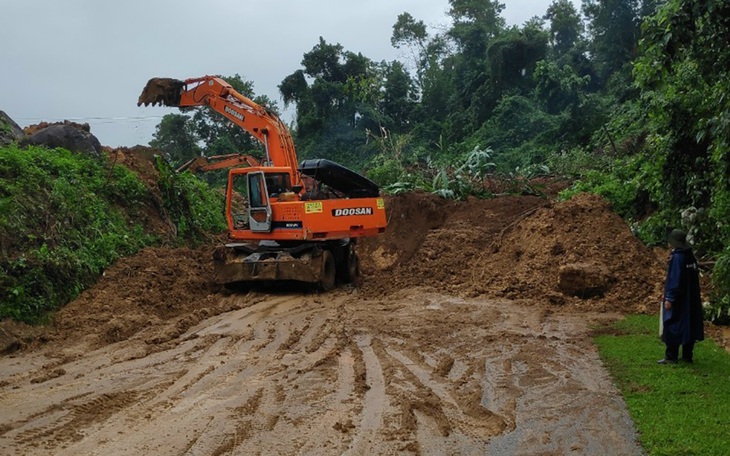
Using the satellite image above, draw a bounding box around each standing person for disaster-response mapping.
[658,229,704,364]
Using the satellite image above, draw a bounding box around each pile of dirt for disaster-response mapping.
[358,191,549,293]
[49,247,236,350]
[359,192,664,314]
[104,145,164,190]
[477,193,664,311]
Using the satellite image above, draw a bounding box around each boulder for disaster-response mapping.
[23,122,102,157]
[0,110,26,146]
[558,262,613,298]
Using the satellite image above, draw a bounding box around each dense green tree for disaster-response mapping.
[279,38,382,166]
[582,0,642,83]
[448,0,506,55]
[534,60,589,115]
[381,61,417,132]
[634,0,730,239]
[487,26,548,94]
[391,12,428,54]
[391,12,449,92]
[544,0,583,57]
[149,113,201,164]
[446,0,506,110]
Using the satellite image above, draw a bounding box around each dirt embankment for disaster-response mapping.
[359,191,663,313]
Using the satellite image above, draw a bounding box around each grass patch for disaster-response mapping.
[594,315,730,456]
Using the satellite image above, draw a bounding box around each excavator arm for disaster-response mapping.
[138,76,298,181]
[176,153,261,174]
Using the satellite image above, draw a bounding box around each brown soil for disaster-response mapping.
[0,190,682,455]
[359,192,663,313]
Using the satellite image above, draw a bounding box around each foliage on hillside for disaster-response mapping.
[0,145,225,323]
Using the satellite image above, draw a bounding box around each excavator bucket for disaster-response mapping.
[137,78,186,107]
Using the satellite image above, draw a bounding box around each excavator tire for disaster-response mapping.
[137,78,185,107]
[318,250,336,292]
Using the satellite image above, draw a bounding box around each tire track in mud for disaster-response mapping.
[345,334,387,455]
[1,290,641,455]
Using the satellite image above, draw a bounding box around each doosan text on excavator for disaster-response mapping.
[138,76,387,291]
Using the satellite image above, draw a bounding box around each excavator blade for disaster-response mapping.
[137,78,185,107]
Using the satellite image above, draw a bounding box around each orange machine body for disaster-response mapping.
[138,75,386,287]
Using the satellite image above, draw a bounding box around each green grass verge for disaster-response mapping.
[594,315,730,456]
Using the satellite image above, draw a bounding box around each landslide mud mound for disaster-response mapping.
[480,193,663,311]
[50,247,233,350]
[359,192,663,313]
[358,192,550,294]
[13,190,662,354]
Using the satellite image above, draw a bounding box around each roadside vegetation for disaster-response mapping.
[0,144,225,323]
[594,315,730,456]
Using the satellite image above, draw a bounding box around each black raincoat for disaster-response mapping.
[662,248,704,346]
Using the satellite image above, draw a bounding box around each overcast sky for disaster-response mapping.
[1,0,581,148]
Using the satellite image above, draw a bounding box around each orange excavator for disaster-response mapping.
[138,76,387,290]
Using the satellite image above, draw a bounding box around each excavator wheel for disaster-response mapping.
[318,250,336,292]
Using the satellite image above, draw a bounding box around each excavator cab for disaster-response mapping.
[226,166,300,236]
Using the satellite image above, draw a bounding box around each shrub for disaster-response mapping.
[0,145,155,322]
[155,157,227,242]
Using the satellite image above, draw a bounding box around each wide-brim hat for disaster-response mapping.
[668,229,691,249]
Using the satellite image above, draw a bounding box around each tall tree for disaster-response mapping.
[544,0,584,57]
[391,12,449,92]
[448,0,506,58]
[381,60,417,132]
[280,38,385,166]
[582,0,642,82]
[149,113,201,164]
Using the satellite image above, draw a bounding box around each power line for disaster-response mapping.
[14,115,166,124]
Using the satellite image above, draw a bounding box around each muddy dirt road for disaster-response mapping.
[0,289,641,455]
[0,192,661,454]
